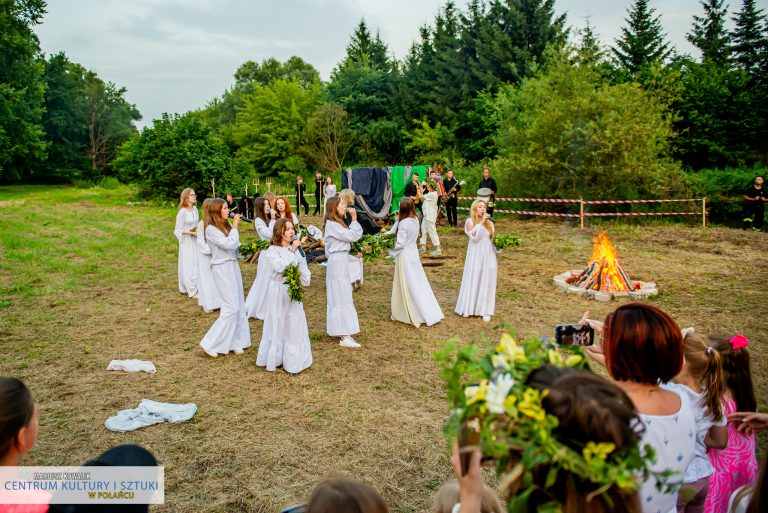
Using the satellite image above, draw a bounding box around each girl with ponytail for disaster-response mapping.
[664,330,728,512]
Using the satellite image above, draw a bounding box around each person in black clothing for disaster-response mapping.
[443,169,461,227]
[403,172,424,217]
[295,176,309,216]
[478,167,498,217]
[743,176,766,230]
[313,172,324,215]
[225,193,238,218]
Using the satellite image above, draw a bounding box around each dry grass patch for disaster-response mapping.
[0,186,766,512]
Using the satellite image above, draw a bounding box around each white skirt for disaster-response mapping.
[391,247,444,327]
[256,281,312,374]
[197,251,222,312]
[326,252,360,336]
[349,254,364,284]
[244,252,270,320]
[199,260,251,354]
[178,236,198,297]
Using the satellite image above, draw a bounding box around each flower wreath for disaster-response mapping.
[434,331,674,511]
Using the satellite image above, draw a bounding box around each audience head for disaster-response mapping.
[602,303,683,385]
[446,169,454,178]
[326,176,333,185]
[680,330,725,422]
[225,193,233,203]
[205,198,230,237]
[178,188,196,209]
[275,196,292,219]
[264,192,277,208]
[305,478,388,513]
[706,333,756,412]
[514,367,642,513]
[271,218,294,246]
[483,168,490,179]
[254,197,271,224]
[432,479,503,513]
[0,377,37,465]
[324,196,347,227]
[338,189,355,208]
[398,198,417,220]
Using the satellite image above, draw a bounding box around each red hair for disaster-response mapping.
[275,195,293,221]
[602,303,683,385]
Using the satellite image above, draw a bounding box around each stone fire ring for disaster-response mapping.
[552,271,659,302]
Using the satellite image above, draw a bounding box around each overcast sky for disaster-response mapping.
[35,0,712,128]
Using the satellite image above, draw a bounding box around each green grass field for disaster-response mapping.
[1,185,766,512]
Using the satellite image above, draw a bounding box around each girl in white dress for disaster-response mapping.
[274,196,299,226]
[323,177,336,214]
[245,197,277,320]
[455,200,497,322]
[324,197,364,348]
[195,199,223,313]
[173,188,198,298]
[388,198,444,327]
[199,199,251,357]
[256,218,313,375]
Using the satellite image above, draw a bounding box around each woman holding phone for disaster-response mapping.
[245,197,277,320]
[323,197,364,348]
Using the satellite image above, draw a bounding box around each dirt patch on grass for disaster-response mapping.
[1,191,767,512]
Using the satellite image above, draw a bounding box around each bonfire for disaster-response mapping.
[553,232,658,301]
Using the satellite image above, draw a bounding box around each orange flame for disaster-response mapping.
[569,232,636,292]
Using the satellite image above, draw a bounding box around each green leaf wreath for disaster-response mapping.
[239,239,270,259]
[350,233,396,262]
[282,264,304,303]
[493,235,522,251]
[434,332,672,512]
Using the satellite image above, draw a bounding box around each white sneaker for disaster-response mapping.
[418,247,426,253]
[430,249,442,255]
[483,315,491,322]
[233,348,244,355]
[340,337,361,348]
[204,349,218,358]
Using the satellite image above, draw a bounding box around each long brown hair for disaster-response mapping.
[306,478,388,513]
[324,197,347,228]
[515,368,642,513]
[707,334,757,412]
[205,198,230,239]
[683,332,725,422]
[275,195,293,221]
[253,197,270,224]
[200,198,211,227]
[470,199,494,235]
[0,377,35,458]
[178,188,194,209]
[270,218,293,247]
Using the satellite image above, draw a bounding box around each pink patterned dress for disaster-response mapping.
[704,395,758,513]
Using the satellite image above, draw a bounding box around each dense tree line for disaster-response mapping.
[3,0,767,208]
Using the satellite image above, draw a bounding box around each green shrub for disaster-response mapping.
[72,178,95,189]
[687,167,766,225]
[97,176,122,189]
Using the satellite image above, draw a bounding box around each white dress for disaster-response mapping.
[455,219,497,317]
[174,207,198,297]
[323,184,336,213]
[638,389,697,513]
[388,218,444,327]
[196,221,222,313]
[349,254,364,285]
[324,220,363,336]
[244,217,275,320]
[199,225,251,355]
[256,246,313,374]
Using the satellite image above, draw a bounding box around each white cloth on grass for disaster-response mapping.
[199,225,251,355]
[105,399,197,432]
[245,218,276,320]
[106,360,157,374]
[196,220,222,312]
[256,246,313,374]
[455,219,497,318]
[323,220,363,336]
[388,218,444,327]
[174,207,198,297]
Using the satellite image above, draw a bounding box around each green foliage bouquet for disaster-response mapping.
[493,235,521,251]
[350,233,396,262]
[239,239,269,260]
[282,264,304,302]
[435,332,667,512]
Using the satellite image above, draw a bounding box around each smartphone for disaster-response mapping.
[555,324,595,346]
[279,504,306,513]
[458,420,481,476]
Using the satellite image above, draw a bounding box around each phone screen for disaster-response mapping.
[555,324,595,346]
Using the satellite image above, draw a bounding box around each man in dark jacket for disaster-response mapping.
[313,172,324,215]
[295,176,309,215]
[478,167,498,217]
[442,169,461,227]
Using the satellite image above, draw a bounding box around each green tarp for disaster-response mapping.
[390,165,429,214]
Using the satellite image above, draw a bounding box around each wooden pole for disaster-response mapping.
[580,198,585,230]
[211,178,215,198]
[702,197,707,228]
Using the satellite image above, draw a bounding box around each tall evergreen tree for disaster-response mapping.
[612,0,673,75]
[0,0,47,181]
[343,20,391,70]
[731,0,768,73]
[688,0,731,65]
